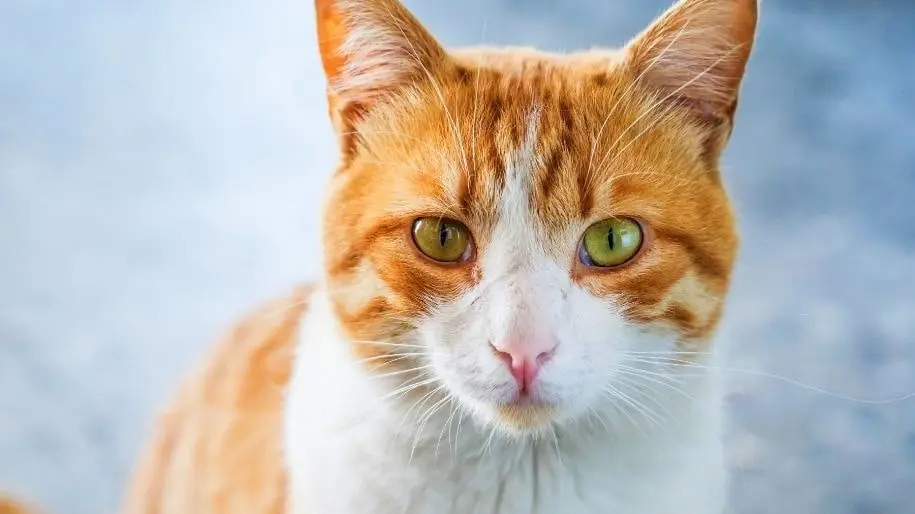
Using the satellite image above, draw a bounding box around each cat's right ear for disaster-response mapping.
[314,0,446,142]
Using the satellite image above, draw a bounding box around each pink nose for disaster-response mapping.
[490,338,558,392]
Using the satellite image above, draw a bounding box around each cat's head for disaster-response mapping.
[315,0,756,436]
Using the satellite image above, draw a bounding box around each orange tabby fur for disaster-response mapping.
[123,287,310,513]
[0,497,34,514]
[124,0,755,511]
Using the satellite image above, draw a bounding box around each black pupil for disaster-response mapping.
[439,224,450,247]
[607,227,615,250]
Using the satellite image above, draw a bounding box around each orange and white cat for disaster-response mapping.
[124,0,757,512]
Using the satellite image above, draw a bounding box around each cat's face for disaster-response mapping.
[316,0,756,436]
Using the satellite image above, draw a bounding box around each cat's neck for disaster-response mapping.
[283,286,726,514]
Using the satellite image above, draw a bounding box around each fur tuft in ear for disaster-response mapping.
[314,0,446,140]
[625,0,757,145]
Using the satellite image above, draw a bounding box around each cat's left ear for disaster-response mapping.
[623,0,758,156]
[314,0,447,142]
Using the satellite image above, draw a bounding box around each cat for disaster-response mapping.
[0,496,34,514]
[124,0,757,512]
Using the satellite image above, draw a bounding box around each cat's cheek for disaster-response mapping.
[556,287,705,413]
[550,289,635,404]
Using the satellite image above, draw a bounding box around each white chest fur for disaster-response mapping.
[284,290,727,514]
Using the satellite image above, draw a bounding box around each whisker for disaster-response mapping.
[611,373,680,425]
[587,405,613,436]
[615,363,689,386]
[453,407,467,458]
[622,350,711,356]
[403,386,445,465]
[383,375,439,401]
[372,365,436,380]
[614,368,696,407]
[549,425,564,469]
[621,356,915,405]
[403,385,442,424]
[436,399,459,460]
[351,340,431,351]
[601,384,662,428]
[599,388,651,433]
[411,392,452,463]
[355,352,431,365]
[482,425,499,458]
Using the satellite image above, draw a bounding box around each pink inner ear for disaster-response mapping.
[625,0,757,116]
[315,0,349,84]
[314,0,446,110]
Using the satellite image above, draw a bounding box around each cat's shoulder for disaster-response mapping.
[122,284,313,514]
[0,496,35,514]
[210,284,314,389]
[185,283,313,411]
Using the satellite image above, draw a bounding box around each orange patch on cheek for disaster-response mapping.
[374,251,476,312]
[608,266,726,345]
[659,273,727,343]
[652,226,732,284]
[574,235,686,308]
[329,260,392,316]
[326,209,477,330]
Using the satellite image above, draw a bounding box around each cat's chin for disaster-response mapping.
[476,400,562,437]
[444,379,571,436]
[497,405,558,436]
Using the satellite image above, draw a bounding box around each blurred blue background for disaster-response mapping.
[1,1,913,513]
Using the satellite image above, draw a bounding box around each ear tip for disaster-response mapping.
[737,0,760,22]
[733,0,760,42]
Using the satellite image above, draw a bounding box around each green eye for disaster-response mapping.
[411,217,471,263]
[580,218,644,268]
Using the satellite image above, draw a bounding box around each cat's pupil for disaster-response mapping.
[439,225,449,247]
[607,228,615,250]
